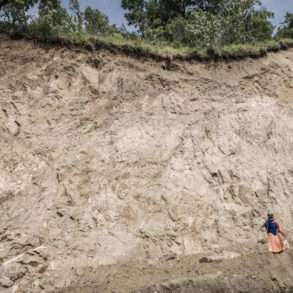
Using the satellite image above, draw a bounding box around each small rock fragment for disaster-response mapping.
[0,276,13,288]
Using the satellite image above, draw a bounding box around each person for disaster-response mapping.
[264,213,287,254]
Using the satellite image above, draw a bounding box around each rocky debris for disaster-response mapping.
[3,263,27,282]
[199,257,216,264]
[6,119,21,136]
[1,35,293,291]
[0,276,13,288]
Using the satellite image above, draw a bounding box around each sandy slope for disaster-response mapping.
[1,34,293,292]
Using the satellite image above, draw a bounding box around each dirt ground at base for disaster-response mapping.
[62,249,293,293]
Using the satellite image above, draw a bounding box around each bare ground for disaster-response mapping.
[62,250,293,293]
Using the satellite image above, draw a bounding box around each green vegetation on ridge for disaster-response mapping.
[0,0,293,60]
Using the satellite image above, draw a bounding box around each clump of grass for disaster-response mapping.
[264,40,281,52]
[279,38,293,50]
[220,43,265,59]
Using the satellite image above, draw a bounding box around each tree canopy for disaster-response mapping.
[84,6,110,34]
[277,13,293,39]
[0,0,37,9]
[122,0,274,47]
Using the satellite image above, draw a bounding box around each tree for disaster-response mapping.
[165,11,221,47]
[121,0,198,34]
[193,0,224,11]
[0,0,36,10]
[246,9,274,42]
[38,0,69,26]
[276,13,293,39]
[122,0,274,44]
[156,0,273,47]
[0,0,37,27]
[121,0,226,35]
[220,0,274,44]
[158,0,226,20]
[69,0,82,32]
[121,0,147,35]
[157,0,193,25]
[0,0,9,8]
[84,6,109,34]
[29,0,74,38]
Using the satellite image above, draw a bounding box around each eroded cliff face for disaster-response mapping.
[1,34,293,292]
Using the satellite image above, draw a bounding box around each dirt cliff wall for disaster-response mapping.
[1,35,293,292]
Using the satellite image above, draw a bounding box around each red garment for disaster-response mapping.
[267,224,287,253]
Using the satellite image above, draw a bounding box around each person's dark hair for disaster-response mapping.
[268,213,274,219]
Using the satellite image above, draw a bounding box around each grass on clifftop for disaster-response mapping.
[4,27,293,61]
[42,32,293,61]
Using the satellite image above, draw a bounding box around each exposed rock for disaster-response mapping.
[3,263,27,282]
[1,35,293,291]
[0,276,13,288]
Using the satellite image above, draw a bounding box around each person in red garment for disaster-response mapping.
[264,213,287,254]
